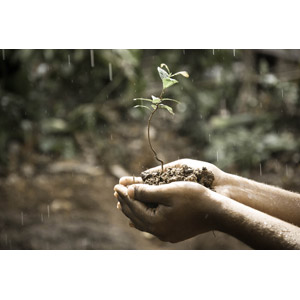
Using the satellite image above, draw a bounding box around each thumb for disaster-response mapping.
[128,184,171,205]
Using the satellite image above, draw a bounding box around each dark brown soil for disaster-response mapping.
[141,164,215,188]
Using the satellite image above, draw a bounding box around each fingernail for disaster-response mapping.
[117,202,121,210]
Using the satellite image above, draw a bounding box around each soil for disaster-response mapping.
[141,164,215,188]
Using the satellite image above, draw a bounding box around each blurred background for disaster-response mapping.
[0,49,300,250]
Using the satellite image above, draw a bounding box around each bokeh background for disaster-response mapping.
[1,49,300,250]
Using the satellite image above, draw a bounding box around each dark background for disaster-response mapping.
[1,49,300,249]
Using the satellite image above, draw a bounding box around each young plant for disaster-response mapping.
[133,63,189,172]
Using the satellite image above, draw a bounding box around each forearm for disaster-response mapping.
[212,192,300,250]
[220,173,300,226]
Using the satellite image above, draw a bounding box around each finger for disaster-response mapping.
[119,176,143,186]
[115,184,154,223]
[117,195,148,232]
[117,201,121,210]
[127,184,172,205]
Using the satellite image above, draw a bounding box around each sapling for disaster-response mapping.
[133,63,189,172]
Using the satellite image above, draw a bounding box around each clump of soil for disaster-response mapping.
[141,164,214,189]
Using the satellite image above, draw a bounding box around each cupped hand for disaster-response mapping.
[113,181,221,243]
[119,159,230,196]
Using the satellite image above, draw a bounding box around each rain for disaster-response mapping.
[0,49,300,251]
[108,62,113,81]
[90,49,95,68]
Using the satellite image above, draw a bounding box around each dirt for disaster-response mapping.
[141,164,215,188]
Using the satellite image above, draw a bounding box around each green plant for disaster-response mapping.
[133,63,189,172]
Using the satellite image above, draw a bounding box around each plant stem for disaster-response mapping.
[147,105,164,172]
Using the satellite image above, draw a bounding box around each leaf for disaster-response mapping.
[151,95,161,104]
[159,104,174,115]
[171,71,189,78]
[162,77,178,89]
[161,98,180,104]
[133,98,153,102]
[133,105,152,111]
[160,63,170,74]
[157,67,169,80]
[151,105,157,110]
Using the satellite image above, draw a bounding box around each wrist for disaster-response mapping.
[194,186,227,231]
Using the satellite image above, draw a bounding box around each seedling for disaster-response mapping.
[133,63,189,172]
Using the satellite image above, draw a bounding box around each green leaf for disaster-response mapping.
[151,105,157,110]
[162,77,178,89]
[171,71,189,78]
[151,95,161,104]
[157,67,169,80]
[159,104,174,115]
[134,105,152,111]
[161,98,180,104]
[133,98,153,102]
[160,63,170,74]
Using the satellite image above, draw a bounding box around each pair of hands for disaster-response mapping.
[114,159,230,243]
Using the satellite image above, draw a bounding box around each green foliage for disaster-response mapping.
[1,49,300,176]
[133,63,189,115]
[132,63,189,169]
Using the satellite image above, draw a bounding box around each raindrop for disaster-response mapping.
[2,49,5,60]
[90,50,95,68]
[233,49,236,56]
[259,163,262,176]
[41,213,44,223]
[182,49,185,55]
[21,211,24,226]
[68,54,71,66]
[216,151,219,162]
[285,164,289,176]
[108,63,113,81]
[212,49,215,55]
[47,205,50,218]
[208,133,211,142]
[281,88,284,98]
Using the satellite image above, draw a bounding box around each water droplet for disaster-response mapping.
[285,164,289,177]
[208,134,211,142]
[182,49,185,55]
[41,213,44,223]
[233,49,236,56]
[108,63,113,81]
[68,54,71,66]
[216,151,219,162]
[259,163,262,176]
[47,205,50,218]
[21,211,24,226]
[2,49,5,60]
[212,49,215,55]
[281,88,284,98]
[90,50,95,68]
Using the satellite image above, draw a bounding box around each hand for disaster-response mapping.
[114,181,221,243]
[119,159,230,196]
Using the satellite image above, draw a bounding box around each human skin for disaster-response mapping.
[113,159,300,249]
[119,159,300,227]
